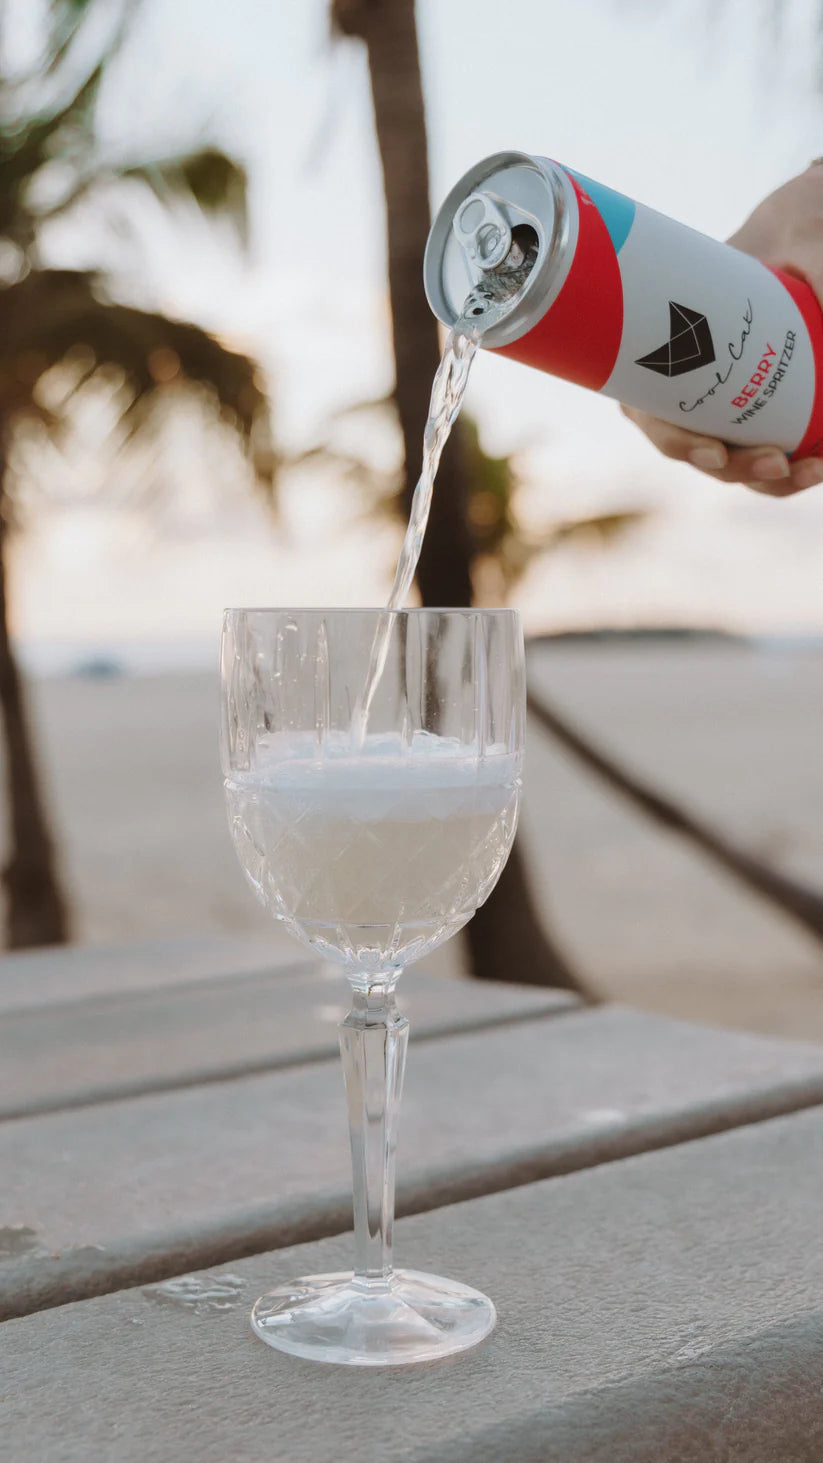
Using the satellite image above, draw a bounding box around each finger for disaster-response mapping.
[620,404,729,469]
[621,405,799,487]
[620,408,788,482]
[712,444,791,486]
[744,456,823,497]
[702,445,823,490]
[621,403,822,492]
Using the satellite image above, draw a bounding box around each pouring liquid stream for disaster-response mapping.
[350,241,537,746]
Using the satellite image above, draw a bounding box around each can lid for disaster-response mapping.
[424,151,563,347]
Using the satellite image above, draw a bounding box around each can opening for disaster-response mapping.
[499,224,540,272]
[425,151,567,348]
[462,224,540,325]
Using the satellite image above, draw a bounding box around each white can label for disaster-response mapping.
[604,200,815,450]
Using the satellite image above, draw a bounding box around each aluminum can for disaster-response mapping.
[424,151,823,457]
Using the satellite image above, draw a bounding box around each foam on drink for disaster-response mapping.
[225,730,521,974]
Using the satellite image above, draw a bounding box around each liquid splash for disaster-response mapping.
[0,1224,40,1259]
[143,1272,248,1314]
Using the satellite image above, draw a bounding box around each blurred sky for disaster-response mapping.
[12,0,823,667]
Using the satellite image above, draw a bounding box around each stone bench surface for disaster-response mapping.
[5,1006,823,1318]
[5,1107,823,1463]
[0,933,288,1012]
[0,963,574,1118]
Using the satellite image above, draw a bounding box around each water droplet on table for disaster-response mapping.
[143,1272,248,1313]
[0,1225,40,1259]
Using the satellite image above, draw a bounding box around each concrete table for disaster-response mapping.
[0,954,573,1118]
[4,935,823,1459]
[1,937,577,1313]
[5,995,823,1316]
[5,1109,823,1462]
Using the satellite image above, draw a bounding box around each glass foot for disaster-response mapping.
[250,1268,496,1366]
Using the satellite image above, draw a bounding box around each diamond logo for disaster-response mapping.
[635,302,715,378]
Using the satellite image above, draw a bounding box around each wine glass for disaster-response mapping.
[220,607,525,1366]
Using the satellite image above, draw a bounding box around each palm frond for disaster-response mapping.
[1,4,250,259]
[0,0,130,243]
[119,149,249,243]
[43,0,101,77]
[549,510,647,547]
[0,269,273,483]
[327,393,395,422]
[0,1,129,145]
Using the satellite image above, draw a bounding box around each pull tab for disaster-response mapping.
[452,191,512,272]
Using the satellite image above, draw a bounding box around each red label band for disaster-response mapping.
[772,268,823,459]
[491,172,624,392]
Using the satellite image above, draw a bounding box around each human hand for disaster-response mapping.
[621,164,823,496]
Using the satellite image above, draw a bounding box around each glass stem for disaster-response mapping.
[339,972,409,1287]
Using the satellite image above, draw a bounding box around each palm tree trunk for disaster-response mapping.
[0,467,70,948]
[528,687,823,947]
[469,836,593,996]
[332,0,587,994]
[333,0,472,607]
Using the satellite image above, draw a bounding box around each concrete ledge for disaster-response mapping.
[4,1108,823,1462]
[0,934,287,1011]
[0,964,575,1118]
[407,1312,823,1462]
[4,1007,823,1318]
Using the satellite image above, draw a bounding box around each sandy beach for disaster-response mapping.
[7,640,823,1042]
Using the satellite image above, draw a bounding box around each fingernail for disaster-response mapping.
[751,454,790,480]
[792,458,823,490]
[689,447,727,470]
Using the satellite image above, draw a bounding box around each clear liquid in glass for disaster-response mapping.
[226,731,520,974]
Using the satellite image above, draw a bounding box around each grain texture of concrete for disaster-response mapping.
[4,1006,823,1318]
[4,1107,823,1462]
